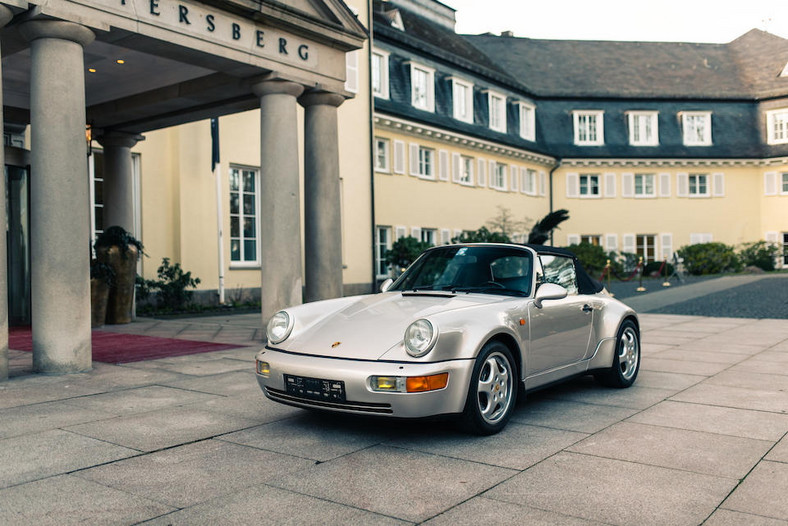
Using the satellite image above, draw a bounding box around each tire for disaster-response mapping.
[460,341,518,435]
[595,319,640,388]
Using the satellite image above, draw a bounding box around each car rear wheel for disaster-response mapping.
[595,319,640,388]
[460,341,518,435]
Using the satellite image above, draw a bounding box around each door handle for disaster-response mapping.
[582,304,593,313]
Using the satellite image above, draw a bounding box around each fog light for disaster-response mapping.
[257,361,270,377]
[370,376,404,392]
[406,373,449,393]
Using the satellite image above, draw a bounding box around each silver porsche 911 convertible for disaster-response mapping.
[255,243,640,434]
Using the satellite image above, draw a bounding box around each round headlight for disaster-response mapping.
[404,319,437,358]
[266,311,293,344]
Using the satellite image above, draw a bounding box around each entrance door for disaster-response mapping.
[5,146,31,326]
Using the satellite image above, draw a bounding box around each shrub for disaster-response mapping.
[644,260,675,277]
[677,242,739,275]
[607,252,639,275]
[567,242,607,274]
[451,226,510,244]
[385,236,432,273]
[137,257,201,310]
[738,240,778,272]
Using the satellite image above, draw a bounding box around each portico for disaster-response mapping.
[0,0,366,379]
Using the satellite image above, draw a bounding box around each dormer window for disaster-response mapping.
[371,49,390,99]
[486,90,507,133]
[383,8,404,31]
[408,62,435,112]
[628,111,659,146]
[681,111,712,146]
[573,110,604,146]
[766,108,788,145]
[516,101,536,141]
[450,77,474,123]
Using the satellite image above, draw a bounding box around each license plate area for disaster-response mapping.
[284,374,346,402]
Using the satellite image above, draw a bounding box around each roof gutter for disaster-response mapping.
[549,159,561,246]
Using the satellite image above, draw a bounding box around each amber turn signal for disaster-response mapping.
[406,373,449,392]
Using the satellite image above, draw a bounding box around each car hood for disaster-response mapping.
[279,292,504,360]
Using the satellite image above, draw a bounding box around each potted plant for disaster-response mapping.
[89,260,114,327]
[94,226,144,324]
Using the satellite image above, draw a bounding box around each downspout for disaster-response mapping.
[548,159,561,246]
[367,0,377,293]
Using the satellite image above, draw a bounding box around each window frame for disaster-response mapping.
[418,146,435,179]
[628,111,659,146]
[573,110,604,146]
[229,165,261,267]
[634,173,656,198]
[517,101,536,141]
[459,155,474,186]
[491,162,507,191]
[636,234,657,263]
[371,49,390,100]
[374,137,390,173]
[681,111,712,146]
[766,109,788,145]
[578,173,601,198]
[450,77,474,123]
[782,173,788,195]
[688,173,710,197]
[486,90,507,133]
[409,62,435,112]
[375,226,392,279]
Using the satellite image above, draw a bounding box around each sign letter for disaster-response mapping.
[232,23,241,40]
[256,30,265,48]
[298,44,309,61]
[206,14,215,32]
[178,5,190,24]
[279,38,288,55]
[150,0,160,16]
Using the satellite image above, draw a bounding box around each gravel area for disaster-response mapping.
[605,274,717,299]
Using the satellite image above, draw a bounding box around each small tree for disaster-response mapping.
[385,236,431,273]
[568,242,607,273]
[138,257,201,310]
[451,226,510,244]
[738,240,779,271]
[486,206,530,239]
[677,242,739,275]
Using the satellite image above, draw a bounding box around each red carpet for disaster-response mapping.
[9,327,241,364]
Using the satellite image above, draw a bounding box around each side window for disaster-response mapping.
[539,255,578,295]
[490,255,532,294]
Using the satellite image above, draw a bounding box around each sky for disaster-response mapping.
[440,0,788,44]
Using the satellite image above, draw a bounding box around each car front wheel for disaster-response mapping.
[595,319,640,388]
[460,341,518,435]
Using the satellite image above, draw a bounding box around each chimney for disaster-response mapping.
[501,30,514,37]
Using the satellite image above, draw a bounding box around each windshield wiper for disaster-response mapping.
[443,285,526,296]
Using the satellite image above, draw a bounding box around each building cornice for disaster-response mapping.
[562,157,788,168]
[374,114,556,167]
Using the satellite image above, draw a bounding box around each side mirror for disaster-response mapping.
[379,278,393,292]
[534,283,567,308]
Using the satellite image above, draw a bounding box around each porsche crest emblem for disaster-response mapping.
[331,341,342,348]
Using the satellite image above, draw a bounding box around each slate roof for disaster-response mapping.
[465,29,788,100]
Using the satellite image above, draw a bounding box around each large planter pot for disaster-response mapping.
[96,245,138,324]
[90,277,110,327]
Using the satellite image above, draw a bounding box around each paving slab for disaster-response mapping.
[704,509,788,526]
[76,439,314,508]
[567,421,772,479]
[61,385,222,416]
[0,399,116,439]
[484,452,737,526]
[641,357,730,376]
[422,496,599,525]
[633,370,706,391]
[650,348,751,365]
[539,377,675,410]
[722,461,788,521]
[0,474,173,526]
[628,400,788,441]
[704,369,788,391]
[765,435,788,463]
[141,483,409,525]
[64,406,258,452]
[186,392,302,423]
[0,429,138,488]
[156,369,260,397]
[670,340,766,354]
[512,397,638,433]
[269,445,516,523]
[671,383,788,414]
[385,421,588,470]
[126,356,250,376]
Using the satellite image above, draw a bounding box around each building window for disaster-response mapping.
[451,78,474,123]
[522,168,537,195]
[371,50,390,99]
[374,138,390,173]
[376,226,392,278]
[573,110,604,145]
[89,151,105,237]
[580,235,601,246]
[410,63,435,112]
[459,156,474,185]
[488,91,507,132]
[421,228,436,246]
[418,147,435,179]
[579,174,600,197]
[636,234,656,262]
[690,233,713,245]
[689,174,709,196]
[783,233,788,265]
[634,174,656,197]
[767,109,788,145]
[783,173,788,194]
[682,112,712,146]
[628,111,658,146]
[518,102,536,141]
[229,167,260,265]
[491,162,507,190]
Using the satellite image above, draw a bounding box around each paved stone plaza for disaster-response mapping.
[1,307,787,524]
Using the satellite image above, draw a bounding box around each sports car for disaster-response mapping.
[255,243,640,434]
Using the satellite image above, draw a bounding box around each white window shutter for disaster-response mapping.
[519,167,527,194]
[566,172,579,198]
[503,165,509,190]
[477,159,486,187]
[603,173,616,198]
[765,231,779,243]
[409,143,420,176]
[440,228,451,245]
[622,234,635,254]
[451,153,461,183]
[511,166,519,192]
[677,173,689,197]
[345,50,359,93]
[453,229,463,240]
[395,226,406,240]
[439,150,449,181]
[621,173,634,198]
[659,173,671,197]
[764,172,777,196]
[489,160,497,187]
[713,172,725,197]
[539,171,546,196]
[605,234,618,252]
[567,234,580,246]
[393,140,405,174]
[660,233,673,260]
[410,227,421,239]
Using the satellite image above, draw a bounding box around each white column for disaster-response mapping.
[96,132,144,234]
[299,91,345,303]
[250,79,305,325]
[20,20,95,373]
[0,5,13,381]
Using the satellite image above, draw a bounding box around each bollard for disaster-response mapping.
[605,259,614,297]
[662,257,671,287]
[636,256,647,292]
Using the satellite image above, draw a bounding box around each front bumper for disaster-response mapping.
[255,348,475,418]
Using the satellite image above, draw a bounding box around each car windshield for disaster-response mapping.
[390,246,533,296]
